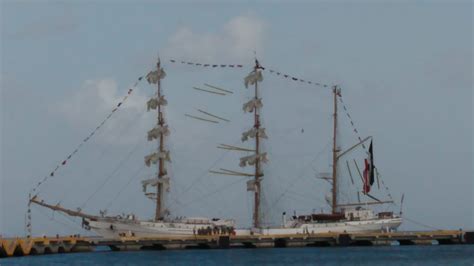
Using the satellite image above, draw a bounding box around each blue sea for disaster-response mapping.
[1,245,473,265]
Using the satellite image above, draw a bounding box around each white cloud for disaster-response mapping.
[57,78,151,145]
[164,14,266,63]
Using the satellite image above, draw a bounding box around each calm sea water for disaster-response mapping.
[1,245,473,265]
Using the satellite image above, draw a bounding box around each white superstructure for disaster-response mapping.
[255,208,401,235]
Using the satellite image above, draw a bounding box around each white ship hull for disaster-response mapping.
[85,217,235,239]
[255,217,402,235]
[86,217,401,238]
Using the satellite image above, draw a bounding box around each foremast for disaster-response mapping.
[331,86,341,214]
[144,58,170,221]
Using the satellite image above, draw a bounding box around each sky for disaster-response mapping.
[1,1,472,237]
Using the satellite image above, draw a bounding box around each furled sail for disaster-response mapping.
[147,125,170,141]
[146,68,166,84]
[239,152,268,167]
[241,128,268,142]
[141,176,170,192]
[242,98,263,113]
[144,151,171,166]
[244,70,263,88]
[247,180,257,191]
[158,150,171,162]
[144,153,159,167]
[147,96,167,111]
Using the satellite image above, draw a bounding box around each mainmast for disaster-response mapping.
[144,58,170,221]
[241,59,267,228]
[252,60,262,228]
[331,86,340,214]
[209,59,267,228]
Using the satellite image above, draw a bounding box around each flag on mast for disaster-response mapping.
[363,141,375,194]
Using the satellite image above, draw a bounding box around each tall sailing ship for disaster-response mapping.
[30,59,235,238]
[29,57,402,238]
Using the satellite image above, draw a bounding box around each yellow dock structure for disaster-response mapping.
[1,230,473,258]
[0,236,92,257]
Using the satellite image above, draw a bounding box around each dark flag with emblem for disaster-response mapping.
[363,141,375,193]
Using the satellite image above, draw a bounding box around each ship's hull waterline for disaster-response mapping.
[86,217,402,238]
[258,217,402,235]
[86,219,234,238]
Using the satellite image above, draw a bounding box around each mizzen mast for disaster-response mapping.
[144,58,170,221]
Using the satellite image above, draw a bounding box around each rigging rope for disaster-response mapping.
[79,136,146,210]
[338,94,368,150]
[31,75,145,196]
[338,93,394,202]
[56,108,148,204]
[166,138,242,209]
[56,211,88,234]
[34,205,83,233]
[104,164,146,212]
[403,216,441,231]
[168,59,244,68]
[263,68,331,88]
[167,58,333,89]
[177,177,248,208]
[268,141,331,212]
[375,170,394,202]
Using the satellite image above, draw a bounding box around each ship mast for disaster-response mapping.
[331,85,340,214]
[253,60,262,228]
[209,59,267,228]
[155,59,165,221]
[144,58,170,221]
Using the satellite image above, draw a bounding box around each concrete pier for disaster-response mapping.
[1,230,472,258]
[0,236,92,257]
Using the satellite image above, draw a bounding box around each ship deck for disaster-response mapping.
[1,230,473,258]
